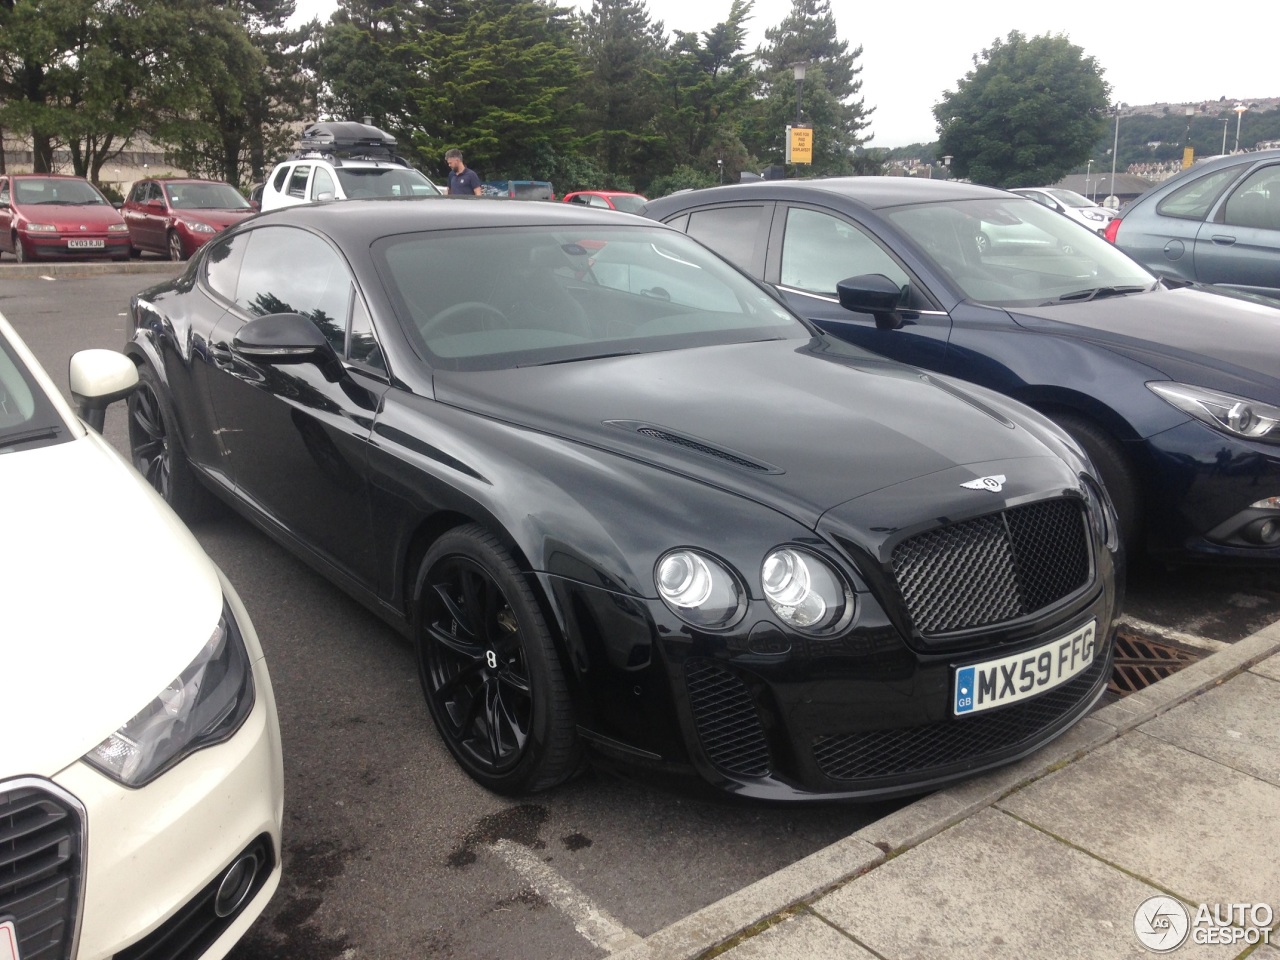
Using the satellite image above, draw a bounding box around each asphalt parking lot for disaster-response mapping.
[3,263,1277,960]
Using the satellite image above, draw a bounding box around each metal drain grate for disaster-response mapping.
[1108,630,1202,695]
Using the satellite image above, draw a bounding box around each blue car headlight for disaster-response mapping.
[655,549,747,629]
[85,599,256,787]
[1149,382,1280,444]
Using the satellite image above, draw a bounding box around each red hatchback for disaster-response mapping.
[0,173,131,262]
[122,178,256,260]
[562,190,647,214]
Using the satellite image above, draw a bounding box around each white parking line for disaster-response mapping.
[1117,615,1231,653]
[491,839,643,953]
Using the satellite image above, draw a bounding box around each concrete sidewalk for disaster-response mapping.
[614,620,1280,960]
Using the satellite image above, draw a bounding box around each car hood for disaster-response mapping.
[434,337,1071,526]
[17,202,124,230]
[1,430,225,779]
[1006,285,1280,397]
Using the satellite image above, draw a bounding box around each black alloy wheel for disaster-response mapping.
[414,526,582,795]
[167,230,185,262]
[127,363,214,521]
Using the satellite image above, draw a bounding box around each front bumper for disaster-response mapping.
[21,232,131,261]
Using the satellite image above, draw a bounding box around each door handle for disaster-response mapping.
[1210,235,1238,246]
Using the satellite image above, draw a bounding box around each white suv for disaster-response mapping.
[259,121,441,210]
[1010,187,1116,235]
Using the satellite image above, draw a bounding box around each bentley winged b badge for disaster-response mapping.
[961,474,1006,492]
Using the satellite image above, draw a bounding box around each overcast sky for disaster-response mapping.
[288,0,1275,148]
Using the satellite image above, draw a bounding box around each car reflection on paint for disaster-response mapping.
[123,197,1120,801]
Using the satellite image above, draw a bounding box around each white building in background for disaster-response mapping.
[0,129,185,197]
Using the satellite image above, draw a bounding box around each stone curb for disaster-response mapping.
[610,620,1280,960]
[0,261,180,279]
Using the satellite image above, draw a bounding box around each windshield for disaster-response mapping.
[335,167,441,199]
[0,328,67,452]
[165,182,251,210]
[376,225,805,370]
[13,178,109,206]
[885,197,1155,307]
[609,195,647,214]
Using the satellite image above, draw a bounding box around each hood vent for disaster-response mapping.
[605,420,781,473]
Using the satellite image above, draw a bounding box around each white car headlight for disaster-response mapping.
[1149,382,1280,444]
[182,220,216,233]
[761,548,852,631]
[24,223,57,233]
[107,222,131,234]
[655,549,746,629]
[85,600,256,787]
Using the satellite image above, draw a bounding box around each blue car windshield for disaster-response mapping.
[885,197,1156,307]
[376,225,807,370]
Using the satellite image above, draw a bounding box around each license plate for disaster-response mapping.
[954,619,1097,716]
[66,238,104,249]
[1,920,20,960]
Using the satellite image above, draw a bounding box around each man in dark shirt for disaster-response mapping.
[446,149,482,196]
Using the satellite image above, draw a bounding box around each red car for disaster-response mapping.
[0,173,132,262]
[562,190,647,214]
[122,178,256,260]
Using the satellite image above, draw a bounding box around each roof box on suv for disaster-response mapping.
[295,121,400,162]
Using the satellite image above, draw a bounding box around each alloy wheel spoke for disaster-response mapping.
[486,681,526,758]
[427,620,485,662]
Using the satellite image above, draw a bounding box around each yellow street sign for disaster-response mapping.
[787,125,813,165]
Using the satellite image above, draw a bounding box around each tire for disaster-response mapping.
[412,525,583,795]
[1052,413,1141,555]
[127,362,215,522]
[13,233,27,263]
[167,231,186,261]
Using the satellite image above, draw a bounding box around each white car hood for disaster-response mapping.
[1,429,224,779]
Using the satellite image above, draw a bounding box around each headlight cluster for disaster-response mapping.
[85,600,255,787]
[182,220,216,234]
[107,222,131,234]
[655,546,852,632]
[1149,382,1280,444]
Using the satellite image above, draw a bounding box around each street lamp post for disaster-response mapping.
[1108,103,1124,209]
[793,62,807,126]
[1234,103,1249,152]
[1086,159,1093,201]
[1222,118,1230,155]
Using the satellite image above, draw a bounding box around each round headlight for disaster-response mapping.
[761,548,850,631]
[655,549,745,629]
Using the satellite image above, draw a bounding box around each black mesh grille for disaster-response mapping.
[685,659,771,777]
[634,428,770,471]
[813,654,1107,782]
[0,783,81,960]
[893,498,1090,636]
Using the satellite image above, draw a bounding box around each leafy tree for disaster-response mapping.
[574,0,666,189]
[934,30,1110,188]
[649,0,756,187]
[748,0,871,175]
[312,0,421,134]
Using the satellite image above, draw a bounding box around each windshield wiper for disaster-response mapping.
[0,425,62,449]
[1046,285,1149,305]
[521,350,642,367]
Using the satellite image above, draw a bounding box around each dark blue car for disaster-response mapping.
[644,177,1280,565]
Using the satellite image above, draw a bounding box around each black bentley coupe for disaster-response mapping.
[124,198,1121,800]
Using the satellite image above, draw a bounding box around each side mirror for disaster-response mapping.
[835,274,909,330]
[69,349,138,432]
[233,313,343,379]
[315,191,335,202]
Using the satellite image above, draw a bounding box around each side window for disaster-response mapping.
[127,182,145,203]
[587,195,609,208]
[685,205,766,270]
[0,180,9,204]
[271,165,290,192]
[1029,193,1055,209]
[236,226,352,354]
[780,207,910,296]
[348,296,385,371]
[203,230,251,303]
[286,165,311,199]
[1156,166,1246,221]
[1221,165,1280,231]
[147,182,164,203]
[312,167,336,200]
[568,194,590,205]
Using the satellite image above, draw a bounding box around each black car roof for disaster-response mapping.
[252,196,670,245]
[644,176,1006,215]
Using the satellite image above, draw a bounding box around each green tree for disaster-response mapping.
[650,0,756,186]
[574,0,666,190]
[934,31,1110,188]
[748,0,871,175]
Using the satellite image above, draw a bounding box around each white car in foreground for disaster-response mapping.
[0,311,282,960]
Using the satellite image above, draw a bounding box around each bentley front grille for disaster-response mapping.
[892,498,1091,636]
